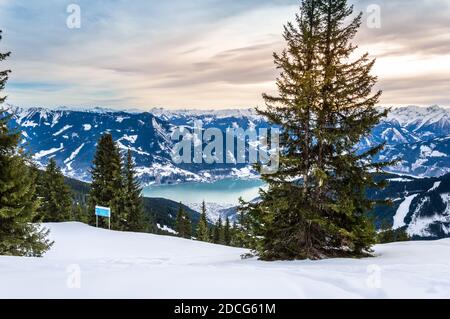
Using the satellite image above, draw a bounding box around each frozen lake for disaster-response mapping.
[142,178,266,205]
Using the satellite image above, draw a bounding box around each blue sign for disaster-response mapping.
[95,206,111,218]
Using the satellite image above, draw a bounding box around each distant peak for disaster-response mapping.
[427,105,442,111]
[4,104,449,117]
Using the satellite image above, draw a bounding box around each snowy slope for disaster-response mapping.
[369,173,450,239]
[1,223,450,299]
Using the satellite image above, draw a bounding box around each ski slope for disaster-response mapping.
[1,223,450,299]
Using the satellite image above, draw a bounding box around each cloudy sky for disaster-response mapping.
[0,0,449,110]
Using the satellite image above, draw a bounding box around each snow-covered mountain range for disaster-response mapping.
[4,104,450,183]
[3,104,450,239]
[369,173,450,239]
[366,105,450,177]
[6,105,268,183]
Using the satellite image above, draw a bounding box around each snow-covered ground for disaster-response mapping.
[1,223,450,299]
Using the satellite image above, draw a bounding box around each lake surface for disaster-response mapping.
[143,178,266,205]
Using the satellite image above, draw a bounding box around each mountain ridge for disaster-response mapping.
[3,104,450,183]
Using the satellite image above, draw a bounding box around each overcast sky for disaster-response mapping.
[0,0,449,109]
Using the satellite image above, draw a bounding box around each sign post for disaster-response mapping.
[95,206,111,230]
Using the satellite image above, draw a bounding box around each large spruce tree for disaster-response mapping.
[37,159,73,222]
[89,133,126,230]
[242,0,390,260]
[0,30,52,256]
[122,149,146,232]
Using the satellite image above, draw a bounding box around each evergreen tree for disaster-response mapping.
[230,222,239,247]
[184,213,192,239]
[209,225,215,243]
[0,31,52,256]
[230,221,248,248]
[72,202,90,224]
[89,133,125,230]
[175,204,192,239]
[377,222,409,244]
[122,149,146,232]
[224,217,231,246]
[37,159,72,222]
[242,0,391,260]
[143,212,157,234]
[233,200,255,249]
[212,217,223,244]
[196,201,210,242]
[175,204,184,236]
